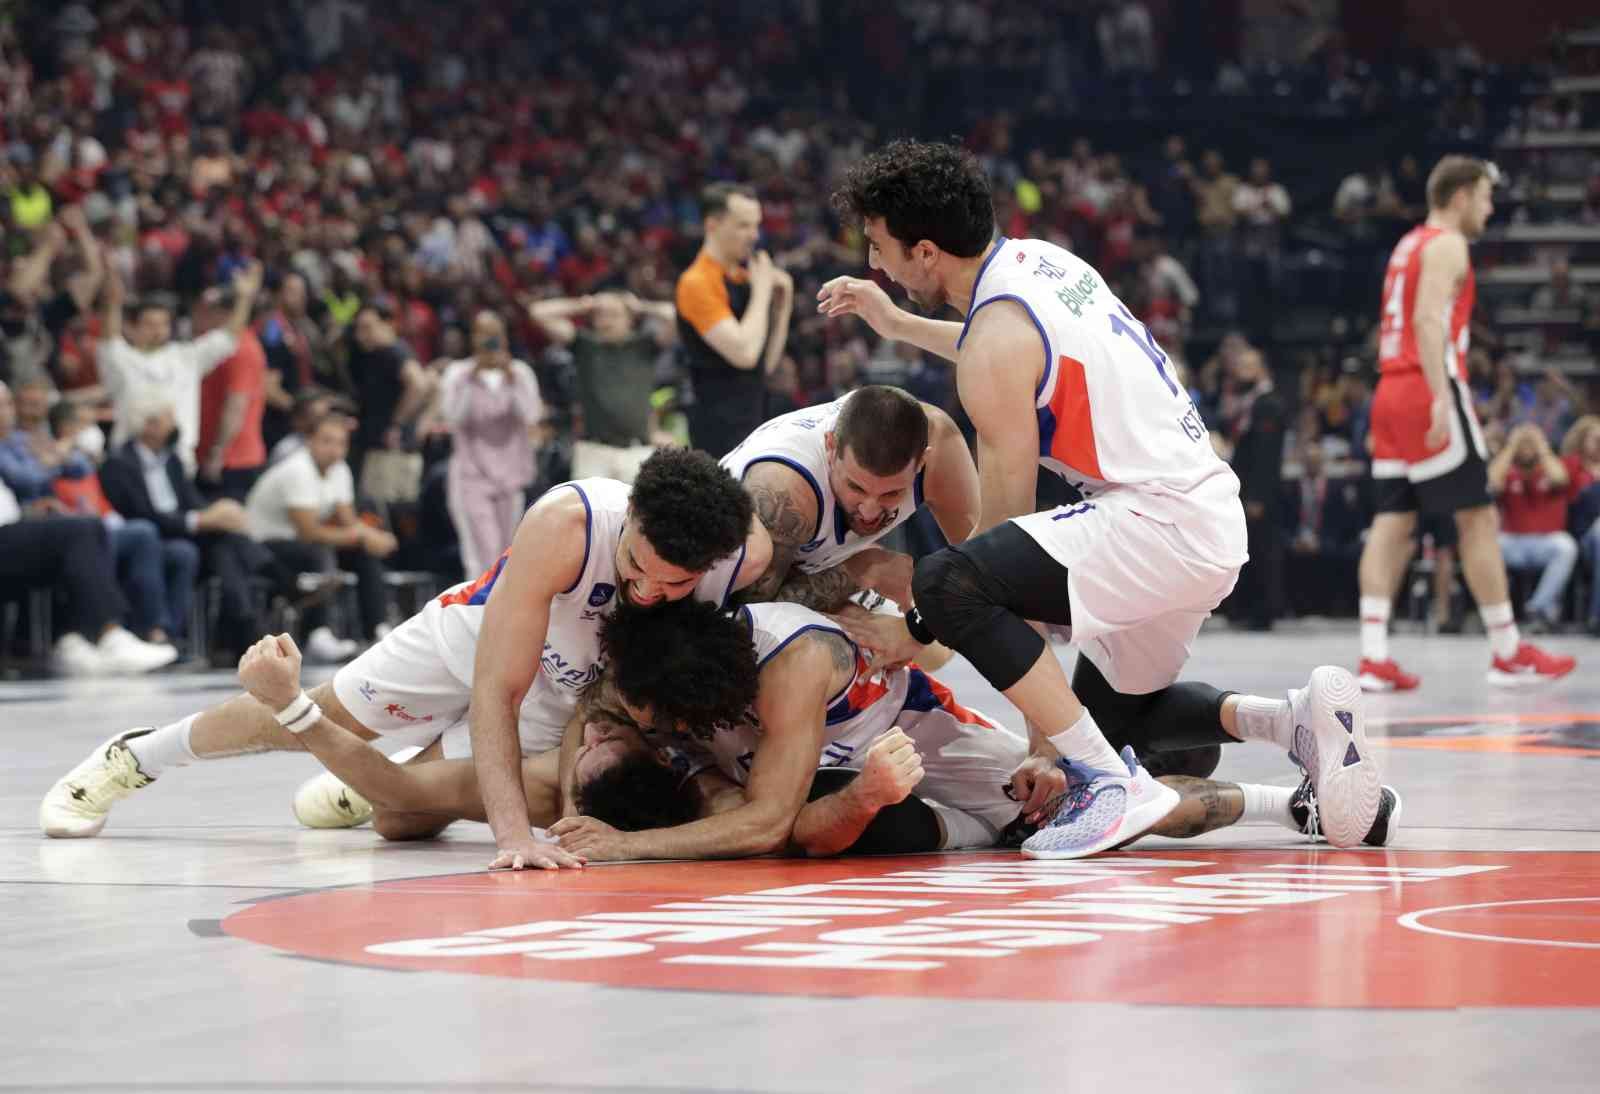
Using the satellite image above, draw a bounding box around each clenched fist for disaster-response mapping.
[847,728,925,810]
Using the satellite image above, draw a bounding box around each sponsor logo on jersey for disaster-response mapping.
[588,583,616,608]
[358,680,376,703]
[382,703,434,724]
[1054,270,1100,318]
[541,644,604,691]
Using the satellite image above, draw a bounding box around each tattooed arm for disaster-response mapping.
[736,461,828,604]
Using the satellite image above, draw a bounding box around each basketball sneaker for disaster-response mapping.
[39,729,157,838]
[1487,642,1576,687]
[292,771,373,828]
[1289,777,1402,847]
[1020,746,1180,860]
[1287,666,1382,848]
[1357,658,1419,692]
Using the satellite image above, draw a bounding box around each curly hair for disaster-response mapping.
[629,447,753,572]
[831,139,994,258]
[577,751,698,831]
[599,599,760,737]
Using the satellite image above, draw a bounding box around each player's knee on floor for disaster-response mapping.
[805,768,942,855]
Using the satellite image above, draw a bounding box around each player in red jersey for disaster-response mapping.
[1356,156,1575,690]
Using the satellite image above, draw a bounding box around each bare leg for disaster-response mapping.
[1146,776,1245,838]
[1358,511,1418,601]
[1433,545,1457,626]
[1454,505,1510,606]
[189,681,376,758]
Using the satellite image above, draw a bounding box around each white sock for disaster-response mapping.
[1359,596,1390,662]
[927,800,997,849]
[1230,695,1293,751]
[1480,601,1519,659]
[1238,782,1297,830]
[1047,709,1126,773]
[123,714,199,777]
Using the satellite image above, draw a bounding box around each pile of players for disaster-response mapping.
[48,143,1552,866]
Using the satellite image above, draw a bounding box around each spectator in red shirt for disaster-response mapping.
[1560,415,1600,634]
[194,287,268,501]
[1489,422,1579,630]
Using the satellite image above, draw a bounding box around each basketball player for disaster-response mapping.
[725,384,980,611]
[236,598,1391,862]
[817,140,1383,854]
[1355,156,1575,691]
[39,450,770,871]
[564,598,1398,860]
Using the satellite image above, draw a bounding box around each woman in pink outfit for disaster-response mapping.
[440,310,544,578]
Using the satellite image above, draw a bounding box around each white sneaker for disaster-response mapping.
[1289,665,1382,848]
[39,729,157,837]
[292,771,373,828]
[306,626,360,663]
[96,627,179,674]
[54,633,107,677]
[1021,746,1181,859]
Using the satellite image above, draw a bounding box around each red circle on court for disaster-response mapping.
[222,850,1600,1008]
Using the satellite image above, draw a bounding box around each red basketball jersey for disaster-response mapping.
[1377,225,1475,381]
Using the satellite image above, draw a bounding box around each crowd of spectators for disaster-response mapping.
[2,1,1598,673]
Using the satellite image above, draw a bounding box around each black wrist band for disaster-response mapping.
[904,606,936,645]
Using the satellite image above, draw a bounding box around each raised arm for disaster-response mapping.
[960,302,1046,532]
[918,404,980,544]
[7,223,63,302]
[60,207,104,315]
[817,275,964,363]
[683,253,776,371]
[469,490,590,869]
[761,269,794,375]
[527,296,592,346]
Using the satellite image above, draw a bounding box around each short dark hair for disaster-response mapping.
[1427,155,1493,211]
[832,140,994,258]
[599,599,759,738]
[700,182,757,221]
[47,400,82,438]
[833,385,930,476]
[576,751,697,832]
[629,447,752,572]
[132,295,175,321]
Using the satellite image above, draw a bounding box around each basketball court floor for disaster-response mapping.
[3,624,1596,1093]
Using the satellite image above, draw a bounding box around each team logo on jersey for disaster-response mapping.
[588,583,616,608]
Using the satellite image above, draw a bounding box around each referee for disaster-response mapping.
[674,183,792,457]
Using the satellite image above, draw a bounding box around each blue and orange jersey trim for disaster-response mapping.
[900,667,995,727]
[1036,354,1103,479]
[436,484,593,608]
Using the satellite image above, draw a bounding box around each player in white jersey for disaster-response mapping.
[221,596,1398,863]
[39,450,771,870]
[818,140,1388,854]
[724,384,980,611]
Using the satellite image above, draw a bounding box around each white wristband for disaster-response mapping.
[274,691,321,734]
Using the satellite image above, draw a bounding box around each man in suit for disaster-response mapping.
[100,393,273,662]
[1282,441,1371,618]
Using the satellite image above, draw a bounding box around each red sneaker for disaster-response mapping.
[1488,642,1577,687]
[1357,658,1421,692]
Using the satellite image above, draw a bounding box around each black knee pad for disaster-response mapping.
[912,545,1047,691]
[1139,744,1222,780]
[805,768,942,855]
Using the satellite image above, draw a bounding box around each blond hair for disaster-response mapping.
[1560,414,1600,459]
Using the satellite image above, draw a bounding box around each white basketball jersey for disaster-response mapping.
[659,601,906,783]
[720,395,923,574]
[964,237,1246,564]
[429,478,747,732]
